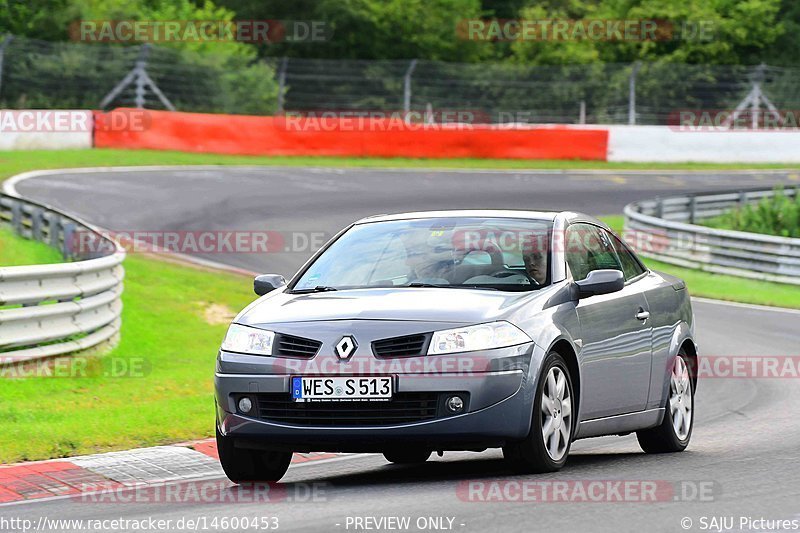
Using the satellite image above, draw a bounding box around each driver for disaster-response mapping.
[522,241,548,285]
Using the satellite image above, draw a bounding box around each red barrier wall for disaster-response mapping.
[94,109,609,160]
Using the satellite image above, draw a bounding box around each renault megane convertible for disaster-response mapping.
[215,210,697,482]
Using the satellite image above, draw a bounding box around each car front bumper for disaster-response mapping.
[214,343,540,453]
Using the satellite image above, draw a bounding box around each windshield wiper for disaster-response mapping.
[290,285,339,294]
[404,282,499,291]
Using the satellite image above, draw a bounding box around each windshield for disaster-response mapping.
[291,217,553,292]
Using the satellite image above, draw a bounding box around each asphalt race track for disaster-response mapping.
[12,167,800,276]
[5,167,800,532]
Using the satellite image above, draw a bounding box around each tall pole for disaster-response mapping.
[134,44,151,109]
[403,59,418,117]
[628,61,641,125]
[277,57,288,113]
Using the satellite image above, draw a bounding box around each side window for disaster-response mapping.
[565,224,622,281]
[607,231,646,281]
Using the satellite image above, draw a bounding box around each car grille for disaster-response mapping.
[255,392,440,426]
[275,334,322,358]
[372,334,430,358]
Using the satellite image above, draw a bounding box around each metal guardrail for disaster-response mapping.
[624,187,800,285]
[0,193,125,363]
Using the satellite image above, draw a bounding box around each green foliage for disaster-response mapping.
[509,0,784,65]
[703,187,800,238]
[220,0,487,61]
[1,0,795,66]
[0,0,280,114]
[0,0,73,40]
[201,0,791,65]
[220,62,280,115]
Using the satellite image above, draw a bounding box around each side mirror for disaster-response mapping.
[254,274,286,296]
[575,269,624,298]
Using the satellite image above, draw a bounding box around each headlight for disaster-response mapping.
[428,321,531,355]
[221,324,275,356]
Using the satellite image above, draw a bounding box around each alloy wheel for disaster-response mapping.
[541,366,572,461]
[669,355,693,440]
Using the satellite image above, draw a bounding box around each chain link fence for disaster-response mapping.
[3,34,800,124]
[0,35,279,114]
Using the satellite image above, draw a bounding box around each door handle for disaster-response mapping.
[635,309,650,321]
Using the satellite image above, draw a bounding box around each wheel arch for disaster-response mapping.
[547,338,582,428]
[679,337,699,390]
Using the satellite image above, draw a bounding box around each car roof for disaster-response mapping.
[354,210,557,224]
[354,210,609,229]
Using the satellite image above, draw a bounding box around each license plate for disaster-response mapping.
[291,376,393,401]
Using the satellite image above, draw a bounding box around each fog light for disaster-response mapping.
[238,397,253,413]
[446,396,464,413]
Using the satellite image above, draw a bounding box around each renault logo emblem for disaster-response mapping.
[335,336,357,360]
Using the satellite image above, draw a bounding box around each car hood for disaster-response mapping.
[236,287,544,327]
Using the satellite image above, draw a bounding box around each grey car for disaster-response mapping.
[215,210,697,482]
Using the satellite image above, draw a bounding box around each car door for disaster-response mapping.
[567,223,653,420]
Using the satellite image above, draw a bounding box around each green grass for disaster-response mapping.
[601,216,800,309]
[0,244,255,463]
[1,148,800,182]
[0,227,64,266]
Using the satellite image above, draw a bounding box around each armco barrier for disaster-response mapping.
[0,193,125,363]
[94,109,610,160]
[624,187,800,285]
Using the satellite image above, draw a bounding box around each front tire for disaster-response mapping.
[504,351,575,473]
[216,428,292,483]
[383,449,432,464]
[637,350,694,453]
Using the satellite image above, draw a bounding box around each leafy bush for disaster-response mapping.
[702,186,800,238]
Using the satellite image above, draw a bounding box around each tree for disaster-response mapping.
[0,0,73,40]
[509,0,784,65]
[216,0,488,61]
[0,0,280,114]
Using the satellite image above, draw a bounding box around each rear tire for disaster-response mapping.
[216,428,292,483]
[637,350,694,453]
[504,351,575,473]
[383,449,432,464]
